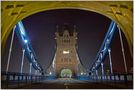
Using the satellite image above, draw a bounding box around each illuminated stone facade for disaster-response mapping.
[47,26,87,77]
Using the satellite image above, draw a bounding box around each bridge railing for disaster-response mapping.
[1,71,46,89]
[90,73,133,82]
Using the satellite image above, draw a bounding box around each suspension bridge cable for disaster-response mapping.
[20,49,25,74]
[108,48,113,74]
[29,63,32,75]
[118,26,128,73]
[6,26,16,73]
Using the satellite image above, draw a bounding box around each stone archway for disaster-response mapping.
[60,69,73,78]
[1,1,133,55]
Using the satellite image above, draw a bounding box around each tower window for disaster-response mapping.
[63,50,69,54]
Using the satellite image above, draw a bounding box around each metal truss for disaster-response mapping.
[90,21,117,73]
[15,21,44,74]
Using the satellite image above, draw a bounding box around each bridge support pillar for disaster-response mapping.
[101,63,104,76]
[96,70,98,76]
[100,53,104,76]
[29,63,32,75]
[95,63,98,76]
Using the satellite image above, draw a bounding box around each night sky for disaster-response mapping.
[2,9,132,74]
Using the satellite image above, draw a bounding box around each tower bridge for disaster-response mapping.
[1,20,133,89]
[1,1,133,89]
[46,25,87,78]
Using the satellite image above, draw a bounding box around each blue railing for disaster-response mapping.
[1,71,46,89]
[90,73,133,83]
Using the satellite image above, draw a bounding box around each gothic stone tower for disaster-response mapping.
[47,26,87,77]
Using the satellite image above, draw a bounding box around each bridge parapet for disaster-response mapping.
[90,73,133,83]
[1,71,46,89]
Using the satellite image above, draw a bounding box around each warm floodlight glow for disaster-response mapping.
[63,50,69,54]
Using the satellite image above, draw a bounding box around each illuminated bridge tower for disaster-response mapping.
[47,25,87,78]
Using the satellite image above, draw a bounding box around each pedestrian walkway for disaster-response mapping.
[16,78,132,89]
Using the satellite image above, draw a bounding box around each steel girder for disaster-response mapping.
[90,21,117,73]
[15,21,43,74]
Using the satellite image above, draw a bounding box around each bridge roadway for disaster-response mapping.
[15,78,132,89]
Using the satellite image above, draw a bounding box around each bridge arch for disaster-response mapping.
[60,68,73,78]
[2,1,132,55]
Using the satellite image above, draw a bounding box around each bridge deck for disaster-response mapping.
[10,78,132,89]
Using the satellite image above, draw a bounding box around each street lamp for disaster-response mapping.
[24,39,28,43]
[49,72,52,75]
